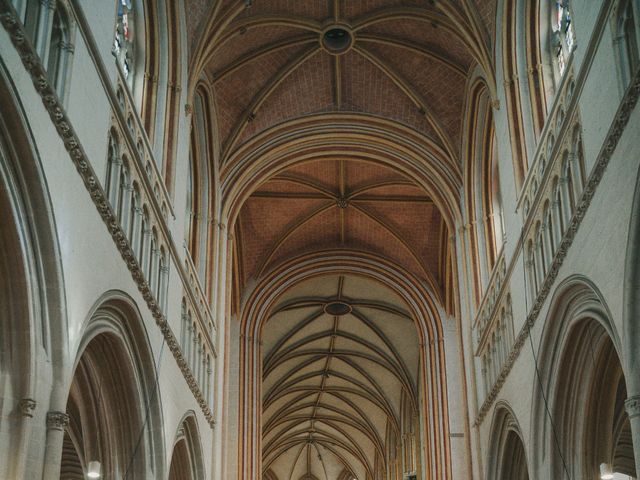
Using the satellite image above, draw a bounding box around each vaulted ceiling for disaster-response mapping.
[184,2,499,478]
[187,0,497,165]
[262,274,420,480]
[235,159,448,297]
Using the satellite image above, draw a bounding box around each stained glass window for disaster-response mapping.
[113,0,134,80]
[554,1,575,77]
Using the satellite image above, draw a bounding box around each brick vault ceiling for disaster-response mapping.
[188,0,497,163]
[235,159,447,297]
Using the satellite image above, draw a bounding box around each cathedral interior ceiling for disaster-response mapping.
[185,2,498,477]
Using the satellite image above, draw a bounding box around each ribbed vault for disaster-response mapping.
[187,0,498,166]
[235,159,449,301]
[262,274,420,480]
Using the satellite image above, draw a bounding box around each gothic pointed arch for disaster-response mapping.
[463,72,504,305]
[186,80,218,292]
[237,251,454,479]
[0,57,67,478]
[531,277,637,479]
[501,0,529,187]
[62,292,165,479]
[168,412,206,480]
[525,0,550,137]
[486,403,530,480]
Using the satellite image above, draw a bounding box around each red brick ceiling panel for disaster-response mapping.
[236,159,446,285]
[342,0,429,21]
[344,161,409,193]
[213,45,308,144]
[236,0,329,22]
[344,207,427,281]
[353,183,426,198]
[363,43,466,152]
[238,51,335,145]
[255,178,333,196]
[354,200,443,282]
[283,160,341,192]
[185,0,212,54]
[265,207,342,272]
[361,18,474,71]
[208,26,309,75]
[238,197,333,283]
[474,0,497,46]
[341,50,440,142]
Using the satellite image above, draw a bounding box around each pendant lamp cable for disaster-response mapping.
[521,228,572,479]
[124,335,166,479]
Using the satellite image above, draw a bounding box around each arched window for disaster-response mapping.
[46,3,73,100]
[117,158,130,223]
[129,182,140,244]
[553,1,575,78]
[149,228,158,288]
[112,0,135,83]
[139,207,149,265]
[486,129,504,268]
[614,0,640,89]
[185,89,212,284]
[21,0,44,47]
[105,133,120,206]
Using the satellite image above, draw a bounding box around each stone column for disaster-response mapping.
[41,411,69,479]
[624,395,640,477]
[212,223,230,480]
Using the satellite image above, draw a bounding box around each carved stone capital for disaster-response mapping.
[19,398,37,418]
[625,395,640,419]
[46,411,69,431]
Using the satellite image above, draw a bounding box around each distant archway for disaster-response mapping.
[237,251,452,479]
[168,413,206,480]
[486,404,529,480]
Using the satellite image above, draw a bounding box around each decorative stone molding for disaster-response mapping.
[626,395,640,419]
[18,398,37,418]
[474,67,640,426]
[46,411,69,431]
[0,1,215,428]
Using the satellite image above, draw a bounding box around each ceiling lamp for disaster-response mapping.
[324,301,352,316]
[87,461,101,478]
[321,25,353,54]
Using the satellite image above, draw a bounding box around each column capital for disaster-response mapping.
[46,411,69,431]
[625,395,640,419]
[19,398,37,418]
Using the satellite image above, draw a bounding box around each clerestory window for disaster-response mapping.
[614,0,640,89]
[553,1,575,79]
[113,0,135,84]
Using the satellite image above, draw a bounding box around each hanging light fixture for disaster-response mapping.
[87,461,101,479]
[599,463,614,480]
